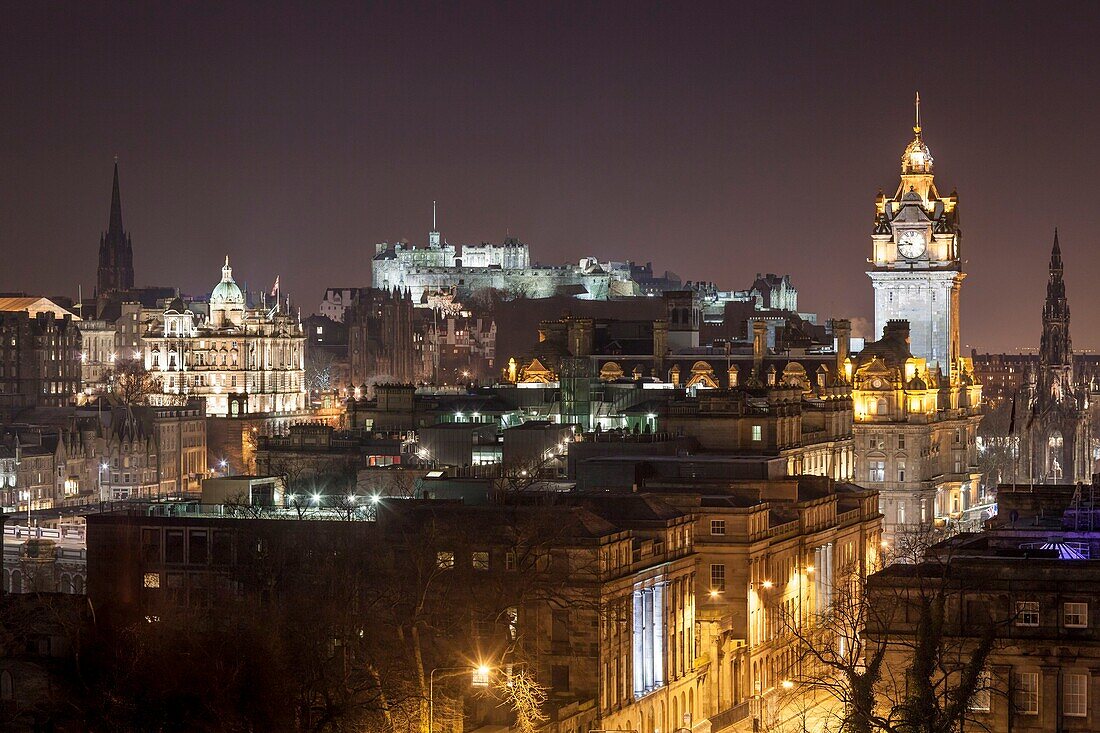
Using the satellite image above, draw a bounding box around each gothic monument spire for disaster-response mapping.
[97,159,135,295]
[1040,228,1071,367]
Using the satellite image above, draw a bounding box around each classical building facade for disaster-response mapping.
[1019,232,1092,483]
[142,258,307,417]
[867,95,964,380]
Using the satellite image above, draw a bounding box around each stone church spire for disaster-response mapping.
[96,159,135,295]
[1041,228,1071,367]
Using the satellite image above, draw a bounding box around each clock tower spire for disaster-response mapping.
[868,95,965,380]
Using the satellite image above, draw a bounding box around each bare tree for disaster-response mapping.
[776,547,1001,733]
[108,358,164,406]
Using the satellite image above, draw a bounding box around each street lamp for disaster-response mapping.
[429,665,493,733]
[99,462,110,502]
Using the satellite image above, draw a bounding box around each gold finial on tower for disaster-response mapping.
[914,91,922,135]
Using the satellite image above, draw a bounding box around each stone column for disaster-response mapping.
[633,590,645,697]
[643,588,654,691]
[653,582,665,688]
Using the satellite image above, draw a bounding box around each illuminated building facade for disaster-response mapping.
[142,257,307,417]
[856,97,984,542]
[851,320,982,542]
[372,219,641,302]
[682,479,882,730]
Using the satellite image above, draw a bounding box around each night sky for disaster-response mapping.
[3,2,1100,353]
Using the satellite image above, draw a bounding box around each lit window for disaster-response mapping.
[505,550,517,571]
[143,572,161,589]
[1065,602,1088,628]
[751,425,762,442]
[869,461,885,482]
[1015,601,1039,627]
[1013,671,1039,715]
[436,551,454,569]
[710,520,726,536]
[1064,672,1088,717]
[472,551,490,570]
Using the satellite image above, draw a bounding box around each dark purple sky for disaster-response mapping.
[3,2,1100,352]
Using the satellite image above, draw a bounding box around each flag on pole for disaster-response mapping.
[270,276,280,297]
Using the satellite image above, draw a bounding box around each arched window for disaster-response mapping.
[0,670,13,701]
[73,576,85,595]
[60,574,71,594]
[9,570,21,594]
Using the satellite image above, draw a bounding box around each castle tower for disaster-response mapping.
[96,160,135,295]
[868,94,964,380]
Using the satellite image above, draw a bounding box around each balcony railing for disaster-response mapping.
[709,700,752,732]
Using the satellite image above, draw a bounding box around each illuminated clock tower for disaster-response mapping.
[868,94,964,380]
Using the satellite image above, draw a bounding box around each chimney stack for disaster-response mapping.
[831,318,851,381]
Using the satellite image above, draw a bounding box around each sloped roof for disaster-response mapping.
[0,297,79,320]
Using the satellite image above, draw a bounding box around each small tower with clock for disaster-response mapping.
[868,94,965,381]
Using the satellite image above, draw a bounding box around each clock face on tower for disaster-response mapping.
[897,229,927,259]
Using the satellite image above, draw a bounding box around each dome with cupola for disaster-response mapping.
[210,256,245,327]
[901,92,933,175]
[211,256,245,306]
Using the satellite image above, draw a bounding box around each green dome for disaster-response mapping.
[211,256,244,305]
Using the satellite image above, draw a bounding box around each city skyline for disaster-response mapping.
[4,3,1100,353]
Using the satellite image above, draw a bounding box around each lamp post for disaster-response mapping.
[428,665,491,733]
[99,462,110,503]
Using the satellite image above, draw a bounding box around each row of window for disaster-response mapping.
[436,549,517,571]
[1015,600,1089,628]
[972,670,1088,717]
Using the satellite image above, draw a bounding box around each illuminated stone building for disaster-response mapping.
[852,320,982,542]
[141,257,307,417]
[669,478,883,731]
[371,216,641,302]
[75,318,116,396]
[855,97,984,542]
[1019,232,1092,483]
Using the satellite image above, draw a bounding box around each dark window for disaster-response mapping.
[165,530,185,564]
[141,528,161,562]
[211,532,232,565]
[189,531,208,565]
[551,664,570,692]
[552,610,569,643]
